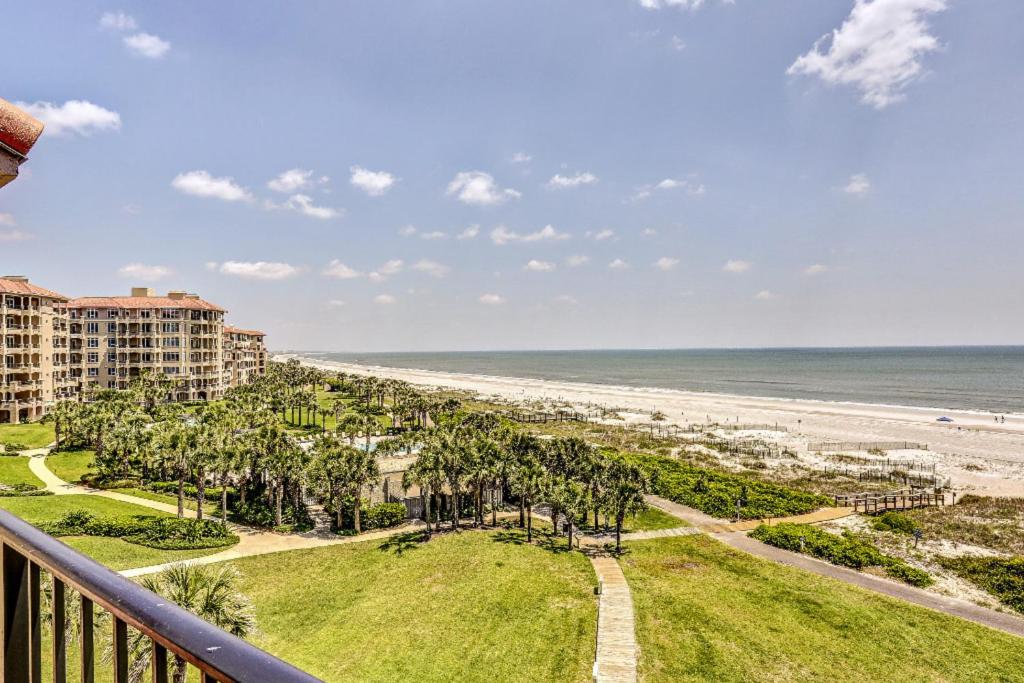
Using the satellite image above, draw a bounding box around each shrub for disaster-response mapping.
[871,512,920,535]
[938,556,1024,612]
[234,497,313,531]
[751,523,932,587]
[360,502,407,530]
[0,488,52,498]
[39,510,238,550]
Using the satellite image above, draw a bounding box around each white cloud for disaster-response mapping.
[524,259,556,272]
[446,171,521,206]
[608,258,630,270]
[804,264,829,275]
[378,259,404,276]
[322,260,362,279]
[0,230,32,242]
[490,224,569,245]
[99,12,137,31]
[642,227,658,236]
[632,176,705,201]
[16,100,121,137]
[350,166,397,196]
[0,213,14,226]
[457,225,480,240]
[478,293,505,305]
[124,32,171,59]
[788,0,947,109]
[398,225,417,237]
[283,194,340,220]
[420,231,447,240]
[566,254,590,267]
[723,259,751,273]
[374,294,397,305]
[215,261,300,280]
[592,229,615,241]
[511,152,532,164]
[412,260,450,278]
[671,35,686,51]
[547,171,598,189]
[654,257,680,271]
[637,0,731,10]
[844,173,871,195]
[554,294,578,305]
[754,290,776,300]
[117,263,171,281]
[172,170,252,202]
[326,299,346,308]
[268,169,314,193]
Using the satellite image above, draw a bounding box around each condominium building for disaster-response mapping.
[0,276,76,424]
[0,280,269,423]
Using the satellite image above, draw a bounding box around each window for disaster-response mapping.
[107,352,116,362]
[87,352,99,363]
[108,368,116,376]
[87,367,98,377]
[86,338,99,348]
[139,310,151,319]
[163,367,179,375]
[108,338,116,348]
[107,323,116,333]
[165,337,180,347]
[108,381,116,388]
[86,322,99,334]
[161,322,179,333]
[86,309,98,319]
[109,309,118,318]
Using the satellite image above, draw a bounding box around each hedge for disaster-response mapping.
[39,511,238,550]
[0,484,52,498]
[750,523,932,587]
[938,556,1024,612]
[360,502,407,530]
[628,452,831,519]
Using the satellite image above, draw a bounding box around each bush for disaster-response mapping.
[39,510,238,550]
[0,483,52,497]
[938,556,1024,612]
[751,523,932,587]
[628,452,831,520]
[234,497,313,531]
[360,502,407,530]
[871,512,919,535]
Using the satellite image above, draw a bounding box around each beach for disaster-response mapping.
[282,355,1024,497]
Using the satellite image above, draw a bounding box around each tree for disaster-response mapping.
[510,457,545,542]
[601,457,651,553]
[310,434,352,530]
[341,445,380,533]
[403,445,444,536]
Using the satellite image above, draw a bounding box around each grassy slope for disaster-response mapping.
[0,456,45,489]
[227,527,597,683]
[110,487,219,516]
[46,449,96,483]
[622,535,1024,682]
[0,494,169,523]
[61,536,223,571]
[0,422,56,450]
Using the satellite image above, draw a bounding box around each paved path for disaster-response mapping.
[646,495,1024,639]
[590,555,637,683]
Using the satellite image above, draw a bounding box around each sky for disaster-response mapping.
[3,0,1023,352]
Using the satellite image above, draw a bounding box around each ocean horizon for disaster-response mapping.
[296,346,1024,414]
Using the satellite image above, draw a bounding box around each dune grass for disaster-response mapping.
[0,422,56,450]
[226,526,597,682]
[621,535,1024,682]
[0,455,45,489]
[46,448,96,484]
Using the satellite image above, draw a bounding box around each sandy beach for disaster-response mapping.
[281,355,1024,497]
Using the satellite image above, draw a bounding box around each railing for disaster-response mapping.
[0,510,322,683]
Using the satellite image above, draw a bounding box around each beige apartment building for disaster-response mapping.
[0,279,268,423]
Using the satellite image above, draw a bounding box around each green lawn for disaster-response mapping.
[0,455,45,489]
[227,527,597,682]
[61,536,225,571]
[110,487,219,517]
[46,449,96,484]
[579,506,686,534]
[0,494,168,523]
[0,422,56,451]
[621,535,1024,682]
[282,390,392,433]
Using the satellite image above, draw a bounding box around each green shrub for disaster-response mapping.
[871,512,919,535]
[0,483,52,497]
[628,452,831,520]
[751,523,932,587]
[234,497,313,531]
[39,510,237,550]
[360,502,407,530]
[938,556,1024,612]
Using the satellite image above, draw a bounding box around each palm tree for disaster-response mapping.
[310,434,351,530]
[601,457,651,553]
[345,445,380,533]
[510,457,545,542]
[403,446,444,536]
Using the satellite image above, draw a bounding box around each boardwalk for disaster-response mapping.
[590,555,637,683]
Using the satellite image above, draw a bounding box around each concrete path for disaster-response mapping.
[590,555,637,683]
[646,495,1024,639]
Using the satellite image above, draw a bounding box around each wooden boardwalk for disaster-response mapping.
[590,555,638,683]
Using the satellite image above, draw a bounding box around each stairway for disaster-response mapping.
[306,504,333,536]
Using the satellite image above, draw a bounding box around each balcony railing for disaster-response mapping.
[0,509,321,683]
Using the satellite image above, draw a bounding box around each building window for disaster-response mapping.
[107,322,116,332]
[86,309,98,319]
[87,338,99,348]
[87,368,98,377]
[87,352,99,363]
[86,322,99,334]
[140,310,152,319]
[108,368,116,376]
[107,352,116,362]
[108,338,116,348]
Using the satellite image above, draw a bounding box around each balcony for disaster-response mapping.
[0,510,320,683]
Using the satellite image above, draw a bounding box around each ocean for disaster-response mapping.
[311,347,1024,414]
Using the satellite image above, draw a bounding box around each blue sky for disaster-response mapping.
[4,0,1023,351]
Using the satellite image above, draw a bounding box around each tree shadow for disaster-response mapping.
[377,531,428,556]
[491,527,570,554]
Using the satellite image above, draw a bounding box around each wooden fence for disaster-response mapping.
[834,489,945,513]
[808,441,928,452]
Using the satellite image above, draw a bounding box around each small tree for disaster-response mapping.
[601,457,652,553]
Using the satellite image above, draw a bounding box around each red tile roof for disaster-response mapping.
[68,296,225,312]
[0,277,68,300]
[225,326,265,337]
[0,98,44,157]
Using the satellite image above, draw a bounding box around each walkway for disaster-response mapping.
[590,555,637,683]
[645,495,1024,639]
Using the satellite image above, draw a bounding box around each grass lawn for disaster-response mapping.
[61,536,226,571]
[227,527,597,682]
[110,487,219,517]
[46,448,96,484]
[0,455,45,489]
[0,493,170,524]
[578,506,686,534]
[621,535,1024,682]
[0,422,56,450]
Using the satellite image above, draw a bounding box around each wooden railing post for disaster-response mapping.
[1,543,30,683]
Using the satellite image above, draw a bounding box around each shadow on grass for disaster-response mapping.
[377,531,428,556]
[491,527,571,554]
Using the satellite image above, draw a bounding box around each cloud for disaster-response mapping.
[368,259,405,282]
[420,231,447,240]
[99,12,137,30]
[566,255,590,267]
[326,300,346,308]
[117,263,172,281]
[267,169,315,193]
[754,290,776,300]
[172,170,252,202]
[642,227,658,236]
[15,100,121,137]
[844,173,871,195]
[490,224,570,245]
[350,166,397,196]
[671,35,686,51]
[412,260,450,278]
[322,260,362,279]
[591,229,615,241]
[446,171,521,206]
[788,0,947,109]
[608,258,630,270]
[398,225,417,237]
[524,259,556,272]
[632,176,706,201]
[723,259,751,273]
[214,261,300,280]
[637,0,731,10]
[374,294,397,305]
[457,225,480,240]
[554,294,578,305]
[478,294,505,305]
[511,152,532,164]
[547,171,598,189]
[0,213,14,226]
[124,32,171,59]
[804,264,829,275]
[0,230,32,242]
[285,194,341,219]
[654,257,680,271]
